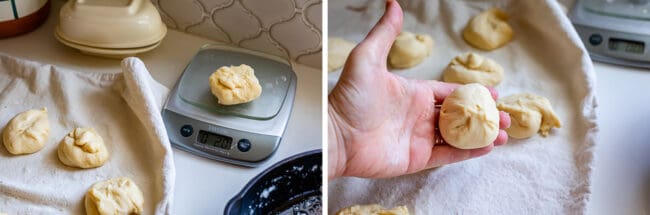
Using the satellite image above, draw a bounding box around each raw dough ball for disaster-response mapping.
[2,108,50,155]
[57,127,109,168]
[209,64,262,105]
[85,177,144,215]
[388,31,434,69]
[439,84,499,149]
[443,52,504,87]
[336,204,409,215]
[328,37,356,72]
[497,93,561,139]
[463,8,514,51]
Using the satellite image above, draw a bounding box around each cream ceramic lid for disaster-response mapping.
[56,0,167,49]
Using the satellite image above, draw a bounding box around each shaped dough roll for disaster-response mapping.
[439,84,499,149]
[388,31,434,69]
[85,177,144,215]
[463,8,514,50]
[443,52,504,87]
[3,108,50,155]
[57,127,109,168]
[328,37,356,72]
[497,93,561,139]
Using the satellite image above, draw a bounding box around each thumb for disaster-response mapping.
[356,0,403,62]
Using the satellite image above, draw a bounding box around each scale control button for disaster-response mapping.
[180,125,193,137]
[589,34,603,46]
[237,139,252,152]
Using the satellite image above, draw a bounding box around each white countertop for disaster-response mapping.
[0,1,322,213]
[588,62,650,215]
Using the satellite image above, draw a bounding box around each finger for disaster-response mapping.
[433,105,441,124]
[431,81,459,103]
[425,144,494,169]
[494,130,508,146]
[433,128,445,145]
[357,0,403,60]
[499,111,511,129]
[486,86,498,100]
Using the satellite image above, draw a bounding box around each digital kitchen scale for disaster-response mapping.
[162,44,297,167]
[570,0,650,68]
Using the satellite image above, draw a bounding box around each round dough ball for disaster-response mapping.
[439,84,499,149]
[336,204,409,215]
[463,8,513,51]
[85,177,144,215]
[57,127,109,168]
[328,37,356,72]
[388,31,434,69]
[497,93,561,139]
[3,108,50,155]
[443,52,504,87]
[209,64,262,105]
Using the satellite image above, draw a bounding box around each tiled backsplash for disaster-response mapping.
[151,0,322,69]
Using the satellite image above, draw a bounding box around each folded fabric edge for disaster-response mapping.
[544,0,599,213]
[120,57,176,215]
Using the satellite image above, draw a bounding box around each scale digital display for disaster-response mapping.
[197,130,233,149]
[608,38,645,54]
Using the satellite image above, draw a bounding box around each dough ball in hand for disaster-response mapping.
[57,127,109,168]
[209,64,262,105]
[85,177,144,215]
[443,52,504,87]
[439,84,499,149]
[388,31,434,69]
[336,204,409,215]
[328,37,356,72]
[3,108,50,155]
[463,8,513,51]
[497,93,561,139]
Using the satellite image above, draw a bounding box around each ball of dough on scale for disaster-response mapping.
[463,8,513,50]
[209,64,262,105]
[336,204,409,215]
[497,93,561,139]
[443,52,504,86]
[85,177,144,215]
[328,37,356,72]
[439,84,499,149]
[388,31,434,69]
[57,127,109,168]
[3,108,50,155]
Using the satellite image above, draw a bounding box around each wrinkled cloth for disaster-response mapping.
[0,54,175,215]
[328,0,597,214]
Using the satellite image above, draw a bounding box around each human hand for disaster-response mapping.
[328,0,511,179]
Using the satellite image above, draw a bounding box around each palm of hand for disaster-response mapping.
[330,47,445,178]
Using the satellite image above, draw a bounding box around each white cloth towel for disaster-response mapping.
[0,54,175,215]
[328,0,598,214]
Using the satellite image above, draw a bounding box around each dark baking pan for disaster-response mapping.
[224,149,322,214]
